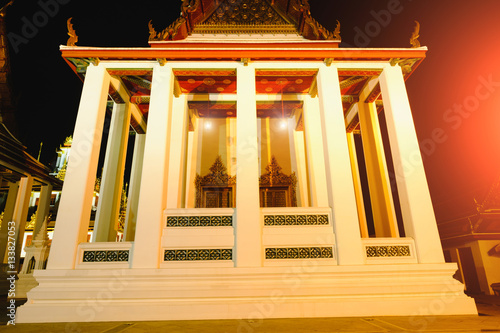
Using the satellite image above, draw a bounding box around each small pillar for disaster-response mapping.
[358,99,399,237]
[166,95,188,209]
[93,102,131,242]
[12,176,33,272]
[185,118,200,208]
[288,118,308,207]
[0,181,19,263]
[123,134,146,241]
[346,132,369,238]
[33,184,52,239]
[302,95,329,207]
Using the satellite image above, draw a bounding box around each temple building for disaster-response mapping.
[17,0,477,322]
[438,179,500,296]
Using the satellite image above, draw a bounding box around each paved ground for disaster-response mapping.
[0,296,499,332]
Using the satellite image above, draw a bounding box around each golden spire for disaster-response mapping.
[56,160,67,181]
[67,17,78,46]
[410,21,420,48]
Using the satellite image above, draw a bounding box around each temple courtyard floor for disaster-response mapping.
[1,295,499,332]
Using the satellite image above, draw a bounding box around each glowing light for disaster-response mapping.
[280,119,287,129]
[204,120,212,129]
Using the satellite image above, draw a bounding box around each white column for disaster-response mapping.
[13,176,33,271]
[33,184,52,239]
[185,118,199,208]
[0,181,18,263]
[292,128,309,207]
[131,64,174,269]
[235,64,261,267]
[358,99,399,237]
[346,133,369,238]
[287,119,300,206]
[47,64,110,270]
[93,102,131,242]
[303,95,329,207]
[317,64,364,265]
[166,95,188,209]
[379,64,444,263]
[227,118,237,176]
[123,134,146,241]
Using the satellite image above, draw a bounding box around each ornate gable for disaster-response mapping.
[204,0,290,26]
[148,0,340,42]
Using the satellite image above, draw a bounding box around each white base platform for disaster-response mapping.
[16,263,477,323]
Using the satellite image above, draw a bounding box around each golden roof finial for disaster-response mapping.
[67,17,78,46]
[333,20,341,40]
[410,20,420,48]
[148,20,157,41]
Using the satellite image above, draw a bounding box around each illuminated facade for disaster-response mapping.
[17,0,477,322]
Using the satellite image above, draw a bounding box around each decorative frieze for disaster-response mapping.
[264,214,329,226]
[265,247,333,259]
[365,245,411,258]
[166,215,233,227]
[82,250,129,262]
[164,249,233,261]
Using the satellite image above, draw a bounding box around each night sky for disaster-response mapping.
[4,0,500,220]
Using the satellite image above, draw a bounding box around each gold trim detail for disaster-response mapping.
[203,0,291,27]
[167,215,233,227]
[149,17,187,41]
[164,249,232,261]
[264,214,328,226]
[265,247,334,259]
[366,245,411,257]
[304,15,340,41]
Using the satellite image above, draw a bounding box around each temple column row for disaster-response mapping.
[45,61,443,271]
